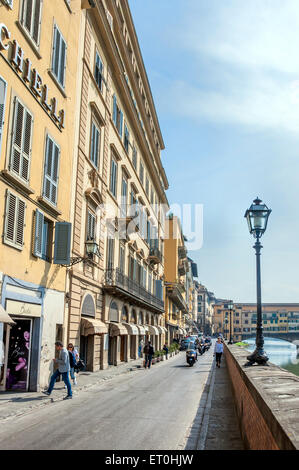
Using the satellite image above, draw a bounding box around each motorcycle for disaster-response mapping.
[186,349,197,367]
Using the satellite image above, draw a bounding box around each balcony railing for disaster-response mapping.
[166,282,188,314]
[103,268,164,312]
[148,246,163,264]
[178,245,187,259]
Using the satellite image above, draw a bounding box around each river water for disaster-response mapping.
[246,337,299,377]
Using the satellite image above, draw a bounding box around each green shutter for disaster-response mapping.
[53,222,71,264]
[43,135,60,205]
[33,209,44,258]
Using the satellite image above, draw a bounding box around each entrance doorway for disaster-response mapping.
[6,319,32,391]
[130,335,136,359]
[120,336,126,362]
[108,336,117,365]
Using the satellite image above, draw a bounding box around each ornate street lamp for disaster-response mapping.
[244,197,271,366]
[228,301,233,344]
[64,237,102,267]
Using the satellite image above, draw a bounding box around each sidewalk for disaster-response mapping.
[0,354,179,422]
[201,352,244,450]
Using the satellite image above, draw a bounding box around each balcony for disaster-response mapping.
[148,246,163,264]
[178,245,187,259]
[103,268,164,313]
[178,259,188,276]
[166,282,188,314]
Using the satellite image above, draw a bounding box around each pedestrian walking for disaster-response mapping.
[67,343,78,386]
[163,343,169,360]
[214,337,224,368]
[143,341,154,369]
[43,341,72,399]
[138,338,144,358]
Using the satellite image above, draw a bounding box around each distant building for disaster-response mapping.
[212,302,299,342]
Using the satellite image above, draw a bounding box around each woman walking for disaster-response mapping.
[67,343,78,385]
[214,337,224,368]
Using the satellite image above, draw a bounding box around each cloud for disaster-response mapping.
[161,0,299,135]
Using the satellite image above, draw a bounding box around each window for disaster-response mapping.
[121,175,127,217]
[86,211,96,240]
[94,50,104,92]
[119,243,125,273]
[10,97,33,183]
[124,124,130,153]
[43,135,60,205]
[110,157,117,197]
[0,76,7,157]
[33,209,53,261]
[145,176,149,197]
[132,145,137,169]
[90,121,100,167]
[20,0,42,46]
[51,24,67,88]
[4,190,26,249]
[139,161,144,185]
[112,95,123,137]
[107,237,114,270]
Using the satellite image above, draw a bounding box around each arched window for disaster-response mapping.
[121,306,128,322]
[146,313,150,324]
[109,301,119,322]
[81,294,96,318]
[138,311,143,324]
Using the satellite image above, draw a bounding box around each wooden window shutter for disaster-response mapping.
[33,209,44,258]
[4,191,26,248]
[119,110,123,137]
[32,0,42,46]
[87,211,95,239]
[23,0,33,33]
[0,76,7,156]
[11,98,33,182]
[112,95,117,125]
[43,135,60,205]
[59,36,67,87]
[5,191,17,243]
[53,222,71,265]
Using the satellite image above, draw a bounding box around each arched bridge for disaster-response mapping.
[242,332,299,344]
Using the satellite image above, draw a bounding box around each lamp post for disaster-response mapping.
[228,301,233,344]
[244,197,271,366]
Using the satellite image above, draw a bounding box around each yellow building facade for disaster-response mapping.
[164,215,189,342]
[0,0,81,391]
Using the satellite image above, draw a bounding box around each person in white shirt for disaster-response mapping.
[214,337,224,368]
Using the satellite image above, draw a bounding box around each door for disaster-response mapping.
[108,336,117,366]
[120,336,125,362]
[6,318,32,391]
[130,335,136,359]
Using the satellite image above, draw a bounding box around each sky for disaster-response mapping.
[129,0,299,303]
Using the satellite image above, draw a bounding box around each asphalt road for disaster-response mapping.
[0,347,215,450]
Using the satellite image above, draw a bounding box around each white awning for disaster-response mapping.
[122,323,139,335]
[160,326,168,334]
[81,318,108,336]
[136,325,146,335]
[146,325,159,336]
[178,328,184,335]
[0,305,15,325]
[109,322,128,336]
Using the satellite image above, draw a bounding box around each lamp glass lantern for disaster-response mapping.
[85,237,99,257]
[244,198,271,238]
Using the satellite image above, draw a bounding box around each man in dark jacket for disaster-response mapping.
[143,341,154,369]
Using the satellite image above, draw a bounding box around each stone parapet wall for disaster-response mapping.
[225,344,299,450]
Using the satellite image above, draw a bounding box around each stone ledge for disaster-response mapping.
[225,344,299,450]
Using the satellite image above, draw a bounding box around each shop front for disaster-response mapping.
[0,288,43,393]
[108,322,128,365]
